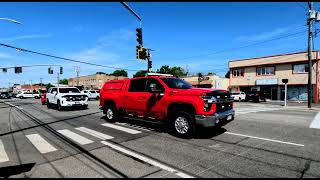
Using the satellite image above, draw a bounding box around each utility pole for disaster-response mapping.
[308,2,314,108]
[75,66,80,86]
[57,72,60,88]
[40,78,43,90]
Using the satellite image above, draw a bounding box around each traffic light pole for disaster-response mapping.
[57,72,60,88]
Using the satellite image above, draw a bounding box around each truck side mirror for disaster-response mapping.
[149,83,162,93]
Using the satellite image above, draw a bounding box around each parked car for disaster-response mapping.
[231,91,246,101]
[0,92,11,99]
[245,90,266,102]
[40,90,47,105]
[46,87,88,111]
[100,74,235,138]
[81,90,100,100]
[16,92,40,99]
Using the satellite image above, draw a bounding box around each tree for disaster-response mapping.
[133,70,147,77]
[156,65,187,77]
[225,70,230,78]
[59,79,69,85]
[96,72,104,74]
[111,70,128,77]
[46,83,54,90]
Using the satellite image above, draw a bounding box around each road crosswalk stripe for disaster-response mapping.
[116,122,152,131]
[26,134,57,154]
[101,123,141,134]
[75,127,114,140]
[0,140,9,163]
[101,141,194,178]
[58,129,94,145]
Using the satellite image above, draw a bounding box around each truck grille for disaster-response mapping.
[216,102,233,113]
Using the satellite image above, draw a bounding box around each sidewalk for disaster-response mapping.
[262,100,320,111]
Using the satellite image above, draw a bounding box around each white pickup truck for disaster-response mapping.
[81,90,100,100]
[231,91,246,102]
[46,87,88,111]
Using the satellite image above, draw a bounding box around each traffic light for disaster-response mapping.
[48,67,53,74]
[2,68,7,73]
[60,67,63,74]
[14,67,22,74]
[136,45,141,60]
[138,47,147,60]
[136,28,142,45]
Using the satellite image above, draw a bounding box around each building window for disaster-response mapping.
[257,67,275,76]
[232,68,244,77]
[293,64,308,73]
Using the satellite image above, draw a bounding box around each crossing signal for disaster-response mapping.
[60,67,63,74]
[14,67,22,74]
[136,28,142,45]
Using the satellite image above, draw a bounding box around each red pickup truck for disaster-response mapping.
[100,74,235,138]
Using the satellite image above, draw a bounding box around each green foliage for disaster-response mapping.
[59,79,69,85]
[111,70,128,77]
[46,83,54,90]
[225,70,230,78]
[156,65,188,77]
[96,72,106,74]
[133,70,147,78]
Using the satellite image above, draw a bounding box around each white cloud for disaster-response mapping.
[0,52,13,59]
[235,27,289,43]
[97,28,134,43]
[0,33,53,42]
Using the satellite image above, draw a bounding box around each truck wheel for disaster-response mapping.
[170,111,195,139]
[57,101,63,111]
[47,99,51,108]
[104,105,117,123]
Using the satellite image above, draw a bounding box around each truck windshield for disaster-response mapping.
[59,88,80,93]
[160,78,193,89]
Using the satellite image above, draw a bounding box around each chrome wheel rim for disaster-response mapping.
[106,109,113,119]
[175,117,189,134]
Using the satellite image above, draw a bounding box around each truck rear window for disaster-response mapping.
[103,82,123,90]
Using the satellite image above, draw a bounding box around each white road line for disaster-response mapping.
[26,134,57,154]
[1,101,23,110]
[57,129,94,145]
[225,132,304,147]
[75,127,114,140]
[101,123,141,134]
[116,122,152,131]
[0,140,9,163]
[101,141,193,178]
[310,112,320,129]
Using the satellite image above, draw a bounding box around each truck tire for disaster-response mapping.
[47,99,51,109]
[170,111,195,139]
[57,100,63,111]
[104,104,117,123]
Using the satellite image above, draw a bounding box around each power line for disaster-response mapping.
[0,43,140,72]
[171,29,307,62]
[0,64,61,69]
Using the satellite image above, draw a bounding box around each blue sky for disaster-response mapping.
[0,2,317,87]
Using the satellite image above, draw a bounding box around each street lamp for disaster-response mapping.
[0,18,22,25]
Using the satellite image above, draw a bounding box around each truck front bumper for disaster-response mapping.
[195,109,235,127]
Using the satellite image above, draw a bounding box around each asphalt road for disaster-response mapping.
[0,98,319,178]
